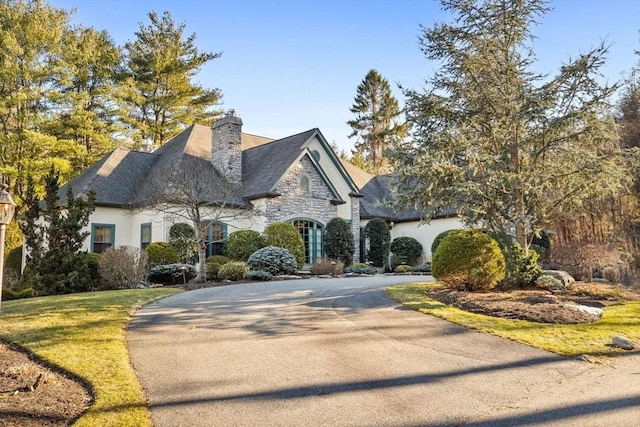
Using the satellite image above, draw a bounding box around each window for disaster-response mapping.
[205,222,227,257]
[140,223,152,250]
[92,224,115,254]
[291,219,323,265]
[300,176,310,195]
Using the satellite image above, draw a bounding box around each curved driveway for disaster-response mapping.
[127,276,640,426]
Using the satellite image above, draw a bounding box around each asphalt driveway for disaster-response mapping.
[127,276,640,426]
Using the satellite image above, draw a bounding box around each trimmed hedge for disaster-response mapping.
[390,237,423,266]
[324,217,354,266]
[148,263,197,285]
[247,246,298,276]
[226,230,265,261]
[145,242,180,268]
[218,261,249,281]
[264,223,305,268]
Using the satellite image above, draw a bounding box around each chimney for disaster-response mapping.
[211,110,242,183]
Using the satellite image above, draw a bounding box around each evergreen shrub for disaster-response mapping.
[246,270,273,281]
[364,218,390,267]
[226,230,265,261]
[169,223,198,263]
[247,246,298,276]
[205,255,231,280]
[345,263,377,275]
[431,229,458,256]
[394,264,412,273]
[390,237,423,266]
[432,229,505,291]
[2,287,35,301]
[324,218,355,266]
[411,263,432,273]
[499,243,541,289]
[148,263,197,285]
[217,261,249,281]
[145,242,180,268]
[263,223,305,268]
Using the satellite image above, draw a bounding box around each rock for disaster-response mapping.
[565,303,603,317]
[577,354,601,364]
[612,336,636,350]
[540,270,575,288]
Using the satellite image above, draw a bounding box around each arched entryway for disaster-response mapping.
[291,219,323,265]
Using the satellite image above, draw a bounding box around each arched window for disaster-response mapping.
[299,175,310,195]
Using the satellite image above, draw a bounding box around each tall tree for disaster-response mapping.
[347,69,407,174]
[391,0,637,252]
[121,11,222,147]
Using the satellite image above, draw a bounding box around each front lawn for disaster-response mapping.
[0,288,181,426]
[387,282,640,357]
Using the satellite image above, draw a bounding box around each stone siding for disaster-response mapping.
[266,155,338,225]
[211,116,242,183]
[350,196,361,263]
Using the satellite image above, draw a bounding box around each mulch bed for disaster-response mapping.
[0,341,92,426]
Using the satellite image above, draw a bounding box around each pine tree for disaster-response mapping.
[347,69,407,174]
[121,11,222,147]
[391,0,636,251]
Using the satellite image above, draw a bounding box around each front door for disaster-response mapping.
[291,219,323,265]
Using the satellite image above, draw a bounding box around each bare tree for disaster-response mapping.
[136,154,260,282]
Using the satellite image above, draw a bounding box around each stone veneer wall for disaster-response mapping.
[266,155,338,225]
[211,115,243,183]
[350,196,361,263]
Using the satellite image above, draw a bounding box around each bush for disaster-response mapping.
[145,242,180,268]
[345,263,377,275]
[247,246,298,276]
[148,263,197,285]
[99,246,148,289]
[5,246,22,274]
[226,230,265,261]
[431,229,458,256]
[245,270,273,281]
[309,259,344,276]
[263,222,305,268]
[364,218,390,268]
[432,229,505,291]
[217,261,249,281]
[411,263,432,273]
[2,287,35,301]
[499,243,541,290]
[205,255,231,280]
[169,223,198,263]
[602,266,623,283]
[390,237,423,266]
[324,218,355,266]
[535,274,564,291]
[394,264,412,273]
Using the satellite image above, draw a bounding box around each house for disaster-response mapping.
[60,114,463,265]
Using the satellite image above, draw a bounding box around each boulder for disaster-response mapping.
[540,270,575,288]
[612,335,635,350]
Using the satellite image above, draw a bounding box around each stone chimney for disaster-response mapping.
[211,111,242,183]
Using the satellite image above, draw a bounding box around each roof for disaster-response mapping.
[59,123,359,209]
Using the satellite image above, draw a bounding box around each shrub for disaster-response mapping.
[432,229,505,291]
[99,246,148,289]
[148,263,197,285]
[535,274,564,291]
[390,237,423,266]
[145,242,180,268]
[309,259,344,276]
[602,266,623,283]
[218,261,249,281]
[411,263,432,273]
[245,270,273,281]
[364,218,390,268]
[226,230,265,261]
[431,229,458,256]
[263,222,305,268]
[550,241,622,282]
[169,223,198,263]
[205,255,231,280]
[345,263,377,275]
[247,246,298,276]
[5,246,22,275]
[2,287,35,301]
[324,218,355,266]
[394,264,412,273]
[499,243,541,290]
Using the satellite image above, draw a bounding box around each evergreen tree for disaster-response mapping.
[324,217,355,266]
[21,166,97,294]
[121,11,222,147]
[347,69,407,174]
[365,218,390,268]
[391,0,636,252]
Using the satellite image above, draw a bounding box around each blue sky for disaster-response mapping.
[50,0,639,152]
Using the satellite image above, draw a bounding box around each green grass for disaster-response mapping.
[0,288,182,426]
[387,282,640,357]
